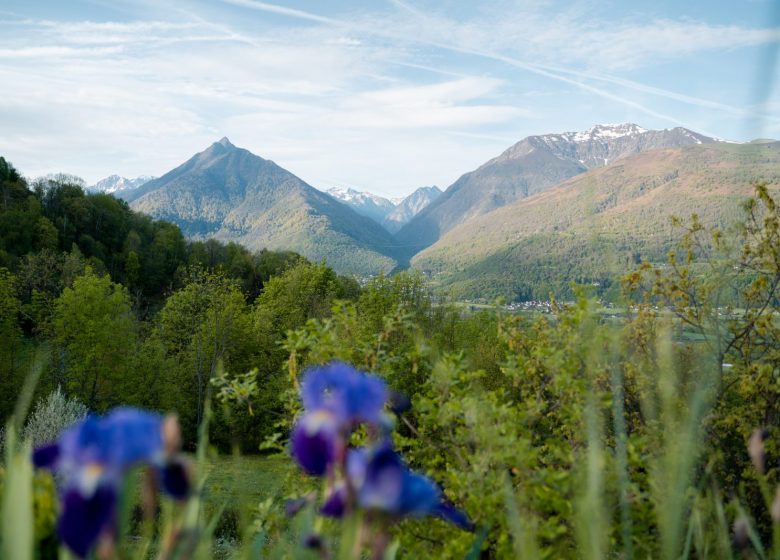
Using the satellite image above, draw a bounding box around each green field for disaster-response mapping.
[202,455,293,511]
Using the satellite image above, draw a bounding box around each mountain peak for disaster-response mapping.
[89,174,155,195]
[216,136,234,147]
[570,123,647,142]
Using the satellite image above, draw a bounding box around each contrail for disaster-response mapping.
[218,0,769,126]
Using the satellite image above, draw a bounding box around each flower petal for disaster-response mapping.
[159,460,190,500]
[32,442,60,469]
[398,470,441,517]
[436,502,475,531]
[58,484,116,558]
[291,412,339,476]
[321,486,346,518]
[357,445,404,512]
[301,362,387,425]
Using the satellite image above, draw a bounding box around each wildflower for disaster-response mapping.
[32,407,189,558]
[289,362,472,539]
[291,363,388,476]
[322,443,473,530]
[300,362,388,426]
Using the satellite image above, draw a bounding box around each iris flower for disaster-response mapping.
[292,362,388,476]
[32,407,189,558]
[288,362,471,531]
[322,443,473,530]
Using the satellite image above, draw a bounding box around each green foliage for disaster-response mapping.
[52,267,137,408]
[3,156,780,559]
[0,269,24,418]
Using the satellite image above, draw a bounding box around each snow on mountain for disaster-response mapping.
[326,187,396,223]
[394,123,721,255]
[89,174,155,195]
[569,123,648,142]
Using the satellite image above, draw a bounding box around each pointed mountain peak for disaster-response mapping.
[197,136,241,159]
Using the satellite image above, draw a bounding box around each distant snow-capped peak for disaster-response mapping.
[327,187,394,208]
[89,174,155,194]
[567,123,648,143]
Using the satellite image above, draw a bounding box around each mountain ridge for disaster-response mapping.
[411,141,780,300]
[382,186,442,233]
[128,138,400,275]
[394,123,720,258]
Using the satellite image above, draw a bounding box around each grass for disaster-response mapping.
[122,454,295,558]
[202,454,292,511]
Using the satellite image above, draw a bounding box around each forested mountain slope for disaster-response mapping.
[412,142,780,300]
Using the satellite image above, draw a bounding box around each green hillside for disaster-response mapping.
[412,142,780,300]
[131,139,399,276]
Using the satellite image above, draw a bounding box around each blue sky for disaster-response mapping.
[1,0,778,197]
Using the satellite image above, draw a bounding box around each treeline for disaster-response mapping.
[0,157,369,448]
[0,158,488,453]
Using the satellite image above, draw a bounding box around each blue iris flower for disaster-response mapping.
[292,363,389,476]
[32,407,189,558]
[323,443,473,530]
[291,410,340,476]
[300,362,388,426]
[290,362,471,530]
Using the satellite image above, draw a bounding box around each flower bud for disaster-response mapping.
[163,414,182,457]
[748,428,768,475]
[733,517,750,551]
[304,533,324,550]
[772,486,780,524]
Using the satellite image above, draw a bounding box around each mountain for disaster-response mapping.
[394,123,718,257]
[326,187,395,223]
[326,185,442,233]
[382,186,442,233]
[128,138,399,275]
[412,142,780,301]
[89,174,154,195]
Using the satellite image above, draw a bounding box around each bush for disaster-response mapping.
[22,387,88,447]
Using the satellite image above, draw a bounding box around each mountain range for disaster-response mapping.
[325,185,441,232]
[87,123,780,299]
[394,123,719,258]
[414,141,780,299]
[89,174,155,194]
[121,138,401,275]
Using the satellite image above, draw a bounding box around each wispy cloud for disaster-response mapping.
[0,0,777,194]
[215,0,770,124]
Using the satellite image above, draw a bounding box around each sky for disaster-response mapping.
[1,0,779,198]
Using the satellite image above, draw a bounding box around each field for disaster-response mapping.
[202,455,292,511]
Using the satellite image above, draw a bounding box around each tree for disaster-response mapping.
[0,268,23,418]
[155,270,256,444]
[52,267,136,408]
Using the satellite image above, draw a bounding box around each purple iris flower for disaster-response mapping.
[291,363,389,476]
[300,362,388,426]
[323,443,473,530]
[291,410,340,476]
[32,407,189,558]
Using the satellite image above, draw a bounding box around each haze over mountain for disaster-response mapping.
[412,141,780,300]
[382,186,442,233]
[127,138,399,275]
[89,174,155,194]
[394,123,719,257]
